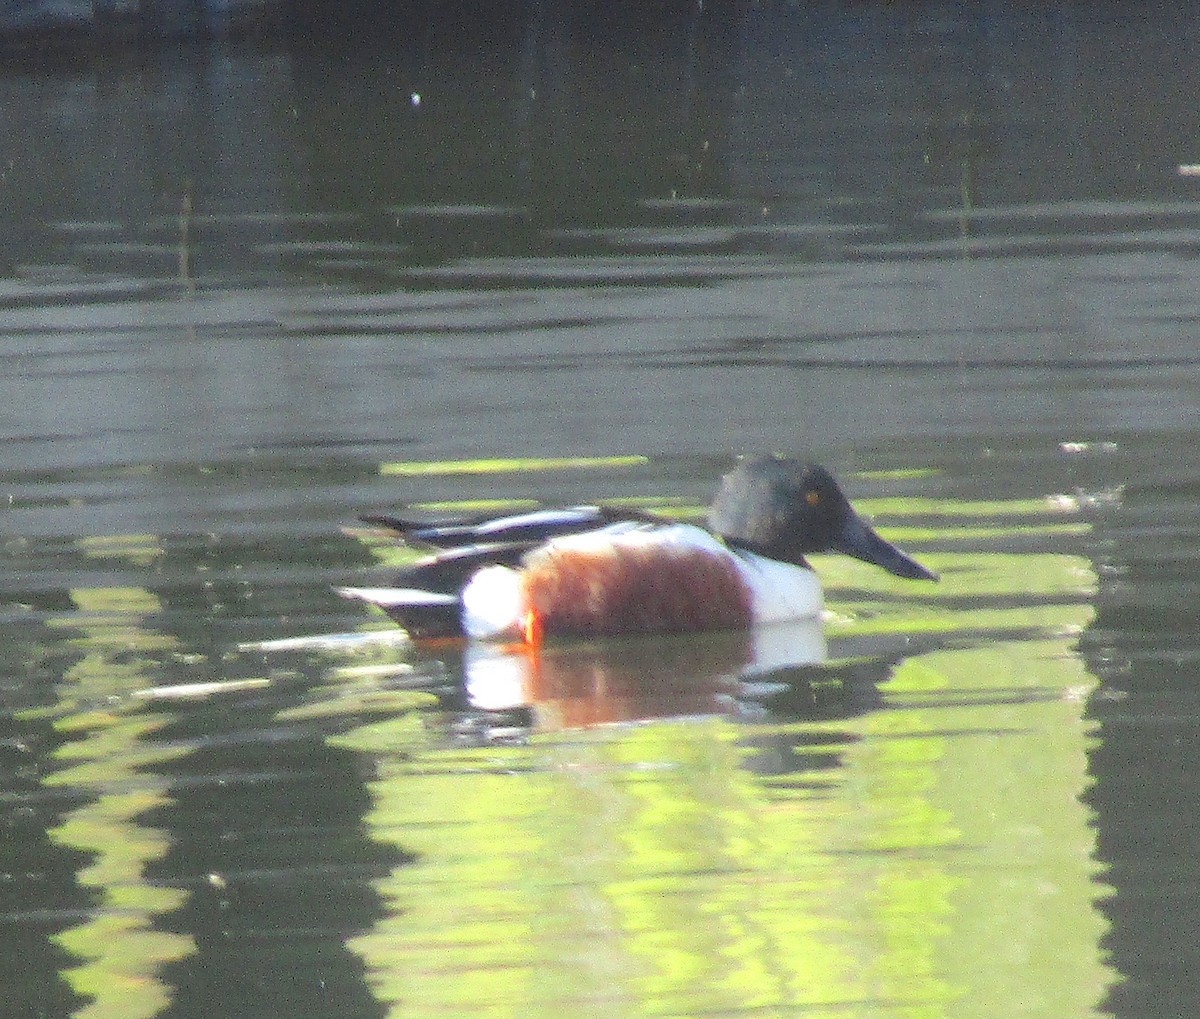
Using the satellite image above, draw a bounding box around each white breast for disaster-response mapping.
[729,550,824,624]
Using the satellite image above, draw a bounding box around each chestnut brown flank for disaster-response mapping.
[520,543,754,637]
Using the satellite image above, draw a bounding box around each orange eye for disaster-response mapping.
[805,490,821,505]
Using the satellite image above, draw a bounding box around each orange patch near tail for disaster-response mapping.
[523,607,544,645]
[519,542,753,638]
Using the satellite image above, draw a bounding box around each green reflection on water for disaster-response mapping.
[16,489,1114,1018]
[339,494,1113,1018]
[881,644,1104,1019]
[25,538,194,1019]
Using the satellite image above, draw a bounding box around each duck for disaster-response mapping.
[337,455,937,643]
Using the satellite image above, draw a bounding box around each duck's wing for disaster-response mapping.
[359,504,665,550]
[342,505,676,639]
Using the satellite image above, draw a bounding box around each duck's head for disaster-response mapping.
[708,456,937,580]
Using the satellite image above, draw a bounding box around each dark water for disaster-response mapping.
[3,4,1200,1017]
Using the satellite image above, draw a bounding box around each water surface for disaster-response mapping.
[3,5,1200,1018]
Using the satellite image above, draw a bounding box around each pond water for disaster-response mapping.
[3,4,1200,1017]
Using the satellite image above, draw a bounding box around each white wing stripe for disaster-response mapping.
[475,506,601,534]
[336,587,458,607]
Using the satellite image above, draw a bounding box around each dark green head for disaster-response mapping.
[708,456,937,580]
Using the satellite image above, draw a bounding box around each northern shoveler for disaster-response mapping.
[337,456,937,642]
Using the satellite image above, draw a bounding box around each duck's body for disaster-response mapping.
[338,457,936,642]
[342,518,822,641]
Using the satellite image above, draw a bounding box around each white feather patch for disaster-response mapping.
[731,552,824,622]
[461,565,527,639]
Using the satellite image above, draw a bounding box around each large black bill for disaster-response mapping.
[832,511,938,581]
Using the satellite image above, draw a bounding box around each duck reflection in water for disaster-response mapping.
[460,618,827,731]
